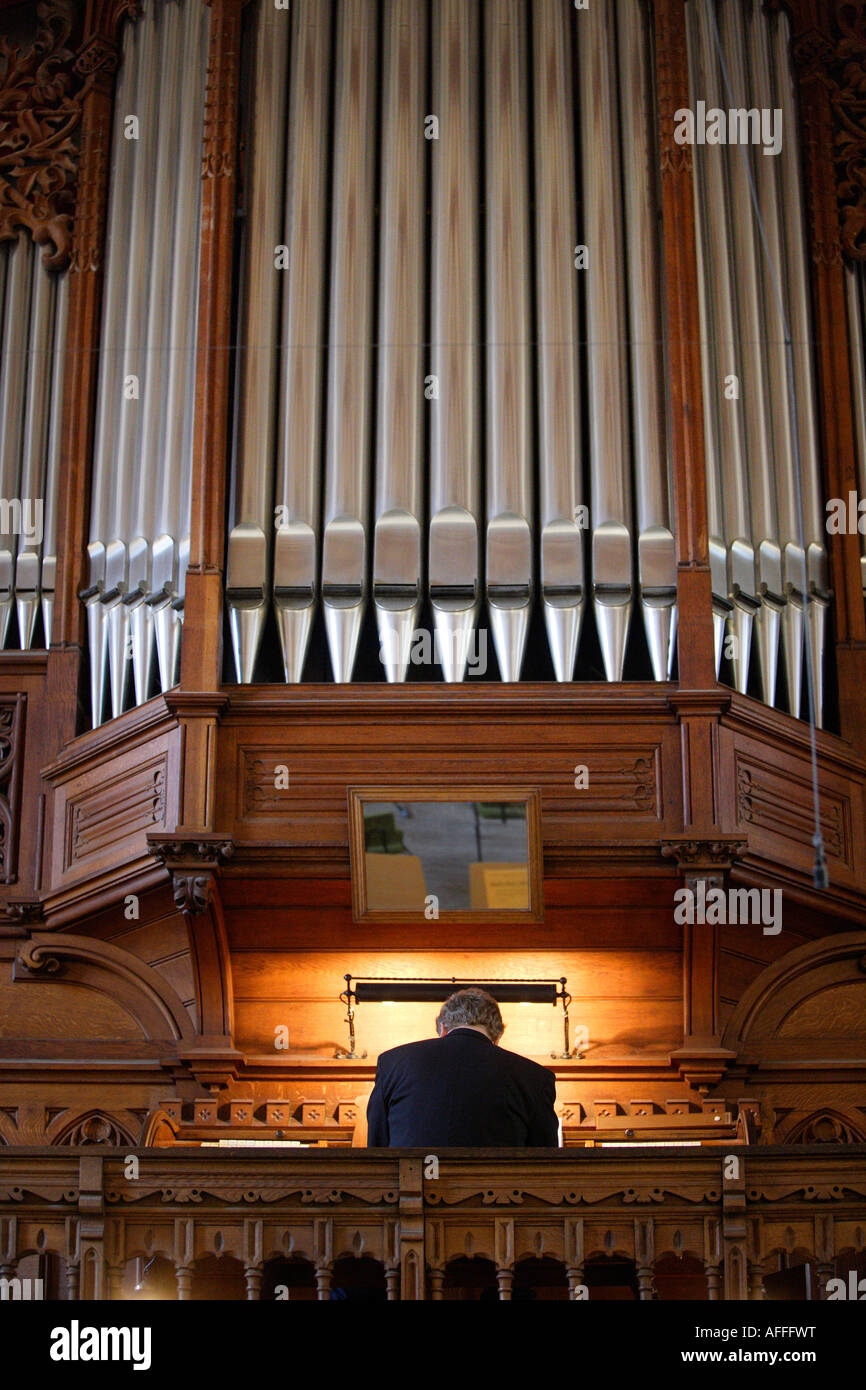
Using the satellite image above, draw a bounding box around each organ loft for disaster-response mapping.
[0,0,864,1304]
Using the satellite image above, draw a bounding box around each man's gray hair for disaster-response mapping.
[436,987,504,1042]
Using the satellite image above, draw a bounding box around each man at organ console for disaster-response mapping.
[366,988,558,1148]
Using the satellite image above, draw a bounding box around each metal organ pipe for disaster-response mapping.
[532,0,584,683]
[746,0,798,711]
[689,0,756,695]
[41,272,68,647]
[322,0,378,682]
[105,0,160,721]
[429,0,481,683]
[374,0,427,683]
[86,13,137,726]
[772,8,829,726]
[153,0,210,694]
[719,0,783,708]
[226,0,290,683]
[15,247,54,652]
[0,235,32,649]
[129,0,185,707]
[484,0,533,682]
[618,0,677,682]
[273,0,333,683]
[579,0,633,683]
[85,0,207,723]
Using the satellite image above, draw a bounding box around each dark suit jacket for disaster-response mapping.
[366,1027,559,1147]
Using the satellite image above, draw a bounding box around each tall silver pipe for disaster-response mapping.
[485,0,533,682]
[273,0,332,683]
[373,0,426,683]
[322,0,378,682]
[847,264,866,600]
[687,9,729,674]
[773,9,829,726]
[429,0,481,682]
[746,0,798,711]
[128,0,185,706]
[720,0,783,707]
[0,233,33,649]
[532,0,583,683]
[16,253,55,650]
[86,11,137,725]
[579,0,633,682]
[690,0,756,694]
[619,0,677,682]
[152,0,209,693]
[41,270,68,649]
[106,0,160,718]
[226,0,290,683]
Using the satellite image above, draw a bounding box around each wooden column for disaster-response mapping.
[652,0,716,696]
[182,0,248,697]
[776,0,866,746]
[48,2,134,742]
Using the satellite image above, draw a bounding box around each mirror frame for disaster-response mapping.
[347,786,544,923]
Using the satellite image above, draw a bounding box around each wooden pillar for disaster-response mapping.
[174,1218,194,1301]
[652,0,716,696]
[634,1218,657,1300]
[495,1218,514,1301]
[48,3,133,742]
[399,1158,425,1301]
[774,0,866,746]
[182,0,249,698]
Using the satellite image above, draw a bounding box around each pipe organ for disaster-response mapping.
[225,0,677,686]
[84,0,209,727]
[0,234,67,652]
[687,0,829,724]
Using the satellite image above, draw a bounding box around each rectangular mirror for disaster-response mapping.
[348,787,544,922]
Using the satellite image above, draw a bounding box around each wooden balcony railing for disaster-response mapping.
[1,1146,864,1300]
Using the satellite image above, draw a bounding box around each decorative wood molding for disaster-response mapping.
[0,696,25,884]
[831,1,866,262]
[147,833,235,918]
[11,931,195,1042]
[660,837,748,871]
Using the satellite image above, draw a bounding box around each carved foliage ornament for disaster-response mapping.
[0,0,140,270]
[0,1,81,267]
[833,1,866,260]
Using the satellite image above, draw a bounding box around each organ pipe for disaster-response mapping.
[772,7,829,726]
[129,0,185,707]
[719,0,783,707]
[0,235,32,649]
[41,272,68,648]
[618,0,677,682]
[484,0,533,682]
[689,0,757,694]
[374,0,427,683]
[273,0,333,683]
[86,11,137,725]
[226,0,290,683]
[106,0,160,721]
[429,0,481,682]
[579,0,633,682]
[152,0,209,694]
[532,0,584,683]
[85,0,207,723]
[322,0,378,682]
[15,246,54,652]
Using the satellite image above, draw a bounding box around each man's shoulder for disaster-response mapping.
[497,1045,555,1091]
[376,1037,441,1071]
